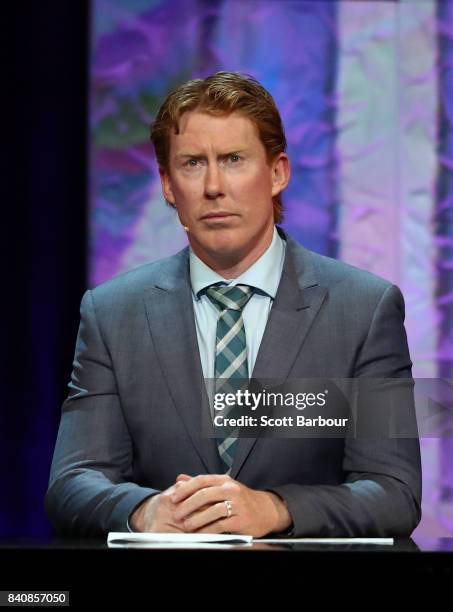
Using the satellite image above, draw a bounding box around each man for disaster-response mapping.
[45,71,421,537]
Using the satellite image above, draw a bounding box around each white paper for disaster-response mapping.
[107,532,253,547]
[107,533,392,548]
[254,538,394,545]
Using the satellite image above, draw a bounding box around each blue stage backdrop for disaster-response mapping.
[87,0,452,539]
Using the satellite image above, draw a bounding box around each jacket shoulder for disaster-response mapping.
[287,236,393,294]
[312,250,392,291]
[87,248,189,305]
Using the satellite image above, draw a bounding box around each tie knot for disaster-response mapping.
[206,284,254,312]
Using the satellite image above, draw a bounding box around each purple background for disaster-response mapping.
[89,0,453,539]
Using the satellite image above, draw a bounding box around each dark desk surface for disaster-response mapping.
[1,536,451,604]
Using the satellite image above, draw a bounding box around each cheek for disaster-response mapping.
[234,172,273,210]
[172,181,201,207]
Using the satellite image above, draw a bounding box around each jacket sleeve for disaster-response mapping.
[268,284,422,537]
[45,289,158,536]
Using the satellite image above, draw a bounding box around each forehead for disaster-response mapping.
[169,111,262,152]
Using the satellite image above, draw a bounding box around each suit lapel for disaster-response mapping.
[143,249,224,475]
[230,235,328,479]
[142,236,329,480]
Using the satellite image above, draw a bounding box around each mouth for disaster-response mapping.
[200,212,238,221]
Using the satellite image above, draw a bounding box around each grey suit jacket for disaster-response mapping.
[45,229,422,537]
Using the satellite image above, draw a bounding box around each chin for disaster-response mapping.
[207,239,241,258]
[199,227,241,250]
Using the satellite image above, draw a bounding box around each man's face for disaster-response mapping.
[160,111,289,271]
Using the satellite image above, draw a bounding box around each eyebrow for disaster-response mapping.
[176,150,246,159]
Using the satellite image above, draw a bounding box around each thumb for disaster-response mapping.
[176,473,193,482]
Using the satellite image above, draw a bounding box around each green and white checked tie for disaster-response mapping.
[206,284,254,471]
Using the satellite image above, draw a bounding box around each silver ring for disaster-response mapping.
[224,500,233,518]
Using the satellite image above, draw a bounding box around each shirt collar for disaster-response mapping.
[190,225,286,300]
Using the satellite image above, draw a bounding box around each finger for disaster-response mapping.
[193,518,237,534]
[170,502,212,524]
[183,501,231,532]
[173,486,231,521]
[164,474,194,498]
[156,523,186,533]
[171,474,229,503]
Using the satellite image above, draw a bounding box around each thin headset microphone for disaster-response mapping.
[172,202,190,232]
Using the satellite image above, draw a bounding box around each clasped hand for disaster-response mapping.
[130,473,292,538]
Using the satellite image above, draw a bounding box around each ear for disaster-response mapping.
[159,167,176,206]
[271,153,291,197]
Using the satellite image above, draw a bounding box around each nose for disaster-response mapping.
[204,163,224,200]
